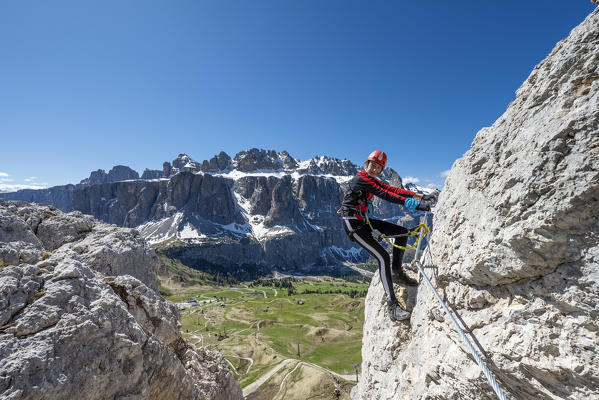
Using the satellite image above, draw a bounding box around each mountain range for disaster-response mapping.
[0,149,435,276]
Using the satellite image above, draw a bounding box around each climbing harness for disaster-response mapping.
[338,198,429,250]
[411,213,509,400]
[368,218,429,251]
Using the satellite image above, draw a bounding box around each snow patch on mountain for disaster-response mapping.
[324,245,363,258]
[212,162,353,185]
[233,191,296,241]
[138,212,185,244]
[179,222,207,240]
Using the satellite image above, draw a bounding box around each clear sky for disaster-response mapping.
[0,1,596,192]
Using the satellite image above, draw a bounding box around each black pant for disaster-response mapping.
[342,217,408,304]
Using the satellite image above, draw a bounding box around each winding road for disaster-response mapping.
[242,359,295,397]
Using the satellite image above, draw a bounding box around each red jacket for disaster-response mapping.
[340,170,416,219]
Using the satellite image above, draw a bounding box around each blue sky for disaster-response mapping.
[0,1,596,192]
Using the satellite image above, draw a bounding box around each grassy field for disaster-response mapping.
[161,275,368,399]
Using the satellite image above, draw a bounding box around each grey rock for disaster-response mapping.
[80,169,109,185]
[355,9,599,400]
[200,151,233,172]
[163,161,173,177]
[297,155,359,176]
[69,225,160,291]
[108,166,139,182]
[234,176,276,215]
[279,150,299,170]
[0,200,242,400]
[80,166,139,186]
[0,185,76,212]
[172,153,201,174]
[233,148,287,171]
[141,168,164,180]
[0,207,43,247]
[36,211,95,250]
[264,175,304,228]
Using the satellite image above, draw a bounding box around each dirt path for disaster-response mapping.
[301,360,356,381]
[225,354,254,374]
[242,359,295,397]
[274,360,302,399]
[185,331,204,346]
[242,358,357,398]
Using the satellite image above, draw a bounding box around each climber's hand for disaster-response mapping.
[421,194,436,203]
[416,200,432,212]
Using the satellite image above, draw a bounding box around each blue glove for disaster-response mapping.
[404,198,418,211]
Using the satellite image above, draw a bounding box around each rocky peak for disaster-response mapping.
[355,8,599,400]
[233,148,298,171]
[108,165,139,182]
[297,155,360,176]
[279,150,299,170]
[200,151,233,172]
[140,168,163,180]
[80,169,109,185]
[171,153,202,174]
[80,165,139,185]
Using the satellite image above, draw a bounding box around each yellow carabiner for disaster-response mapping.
[379,222,430,250]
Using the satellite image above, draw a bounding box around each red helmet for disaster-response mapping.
[366,150,387,168]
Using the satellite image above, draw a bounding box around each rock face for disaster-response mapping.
[0,200,243,400]
[141,168,164,180]
[0,184,77,213]
[80,165,140,186]
[234,148,297,171]
[354,9,599,400]
[0,150,433,274]
[200,151,233,172]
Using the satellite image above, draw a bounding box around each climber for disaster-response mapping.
[333,388,341,398]
[340,150,434,321]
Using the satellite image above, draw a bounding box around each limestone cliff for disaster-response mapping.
[354,8,598,400]
[0,200,243,400]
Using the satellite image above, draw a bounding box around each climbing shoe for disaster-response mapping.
[387,301,411,321]
[392,268,419,286]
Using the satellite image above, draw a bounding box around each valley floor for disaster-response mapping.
[162,277,368,399]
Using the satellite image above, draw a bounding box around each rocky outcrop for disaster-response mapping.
[141,168,164,180]
[0,184,76,213]
[0,200,242,400]
[354,8,598,400]
[200,151,233,172]
[171,153,202,174]
[80,165,140,186]
[233,148,296,171]
[296,155,359,176]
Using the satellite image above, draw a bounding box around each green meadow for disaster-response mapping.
[161,276,367,389]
